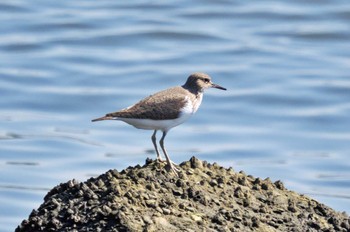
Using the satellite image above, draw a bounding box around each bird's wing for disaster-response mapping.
[106,87,189,120]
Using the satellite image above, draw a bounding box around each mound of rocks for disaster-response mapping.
[16,157,349,232]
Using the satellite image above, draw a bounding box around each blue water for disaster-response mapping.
[1,0,350,231]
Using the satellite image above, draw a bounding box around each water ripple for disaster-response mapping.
[1,1,350,231]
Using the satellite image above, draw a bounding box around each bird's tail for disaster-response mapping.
[91,115,114,122]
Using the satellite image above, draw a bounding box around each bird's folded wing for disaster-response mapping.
[106,94,188,120]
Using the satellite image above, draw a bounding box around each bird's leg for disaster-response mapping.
[159,131,179,175]
[152,130,177,166]
[151,130,163,162]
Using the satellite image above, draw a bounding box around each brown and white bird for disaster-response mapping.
[92,72,226,174]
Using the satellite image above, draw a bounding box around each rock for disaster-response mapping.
[153,217,178,231]
[162,208,171,215]
[146,199,158,208]
[189,156,203,169]
[191,214,202,222]
[15,157,350,232]
[143,215,153,224]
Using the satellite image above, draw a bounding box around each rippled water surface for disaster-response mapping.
[1,1,350,231]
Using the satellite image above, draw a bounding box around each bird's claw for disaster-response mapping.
[156,157,179,176]
[165,163,179,176]
[157,157,178,167]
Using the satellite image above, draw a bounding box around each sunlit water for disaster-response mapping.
[1,1,350,231]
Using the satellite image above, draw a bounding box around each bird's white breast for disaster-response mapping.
[191,93,203,114]
[118,95,201,132]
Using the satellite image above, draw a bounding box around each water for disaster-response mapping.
[1,0,350,231]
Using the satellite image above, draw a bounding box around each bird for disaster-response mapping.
[92,72,226,174]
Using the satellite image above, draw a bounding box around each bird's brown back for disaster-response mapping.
[106,86,194,120]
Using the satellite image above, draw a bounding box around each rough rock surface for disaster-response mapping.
[16,157,350,232]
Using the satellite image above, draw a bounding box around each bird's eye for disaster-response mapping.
[204,78,210,83]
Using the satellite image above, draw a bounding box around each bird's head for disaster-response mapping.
[183,72,227,92]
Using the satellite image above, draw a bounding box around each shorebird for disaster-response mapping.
[92,72,226,174]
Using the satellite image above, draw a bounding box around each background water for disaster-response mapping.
[1,0,350,231]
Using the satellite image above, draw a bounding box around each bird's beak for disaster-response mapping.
[211,83,227,91]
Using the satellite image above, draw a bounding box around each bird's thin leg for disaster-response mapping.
[159,131,179,175]
[151,130,163,161]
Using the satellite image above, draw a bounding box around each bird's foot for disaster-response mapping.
[157,157,178,166]
[156,157,179,176]
[165,162,180,176]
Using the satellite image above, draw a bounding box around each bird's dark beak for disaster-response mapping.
[211,83,227,91]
